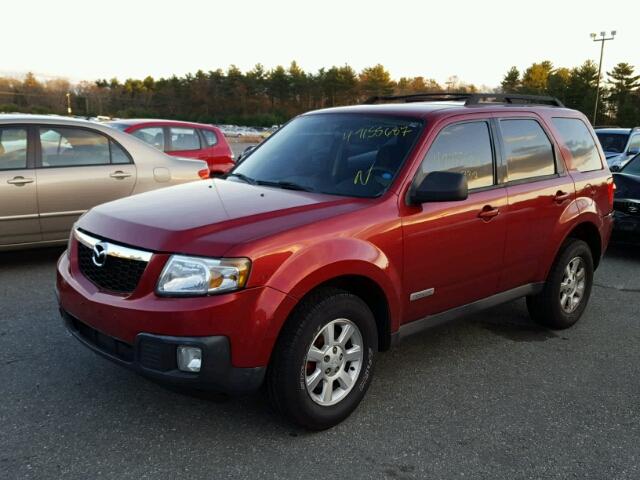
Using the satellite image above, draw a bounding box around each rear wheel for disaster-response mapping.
[267,288,377,430]
[527,238,594,329]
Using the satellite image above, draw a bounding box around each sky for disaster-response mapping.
[2,0,639,87]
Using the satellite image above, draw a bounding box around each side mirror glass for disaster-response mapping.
[236,145,256,164]
[409,171,469,204]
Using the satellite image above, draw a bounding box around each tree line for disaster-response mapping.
[501,60,640,126]
[0,60,638,127]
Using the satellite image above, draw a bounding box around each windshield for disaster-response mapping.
[596,132,629,153]
[231,113,423,198]
[621,153,640,175]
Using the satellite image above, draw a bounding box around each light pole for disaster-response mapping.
[590,30,616,125]
[66,92,72,115]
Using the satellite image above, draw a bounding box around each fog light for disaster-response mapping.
[177,346,202,372]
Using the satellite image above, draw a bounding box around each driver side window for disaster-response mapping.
[418,121,495,190]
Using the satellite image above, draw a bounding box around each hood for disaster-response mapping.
[78,179,370,256]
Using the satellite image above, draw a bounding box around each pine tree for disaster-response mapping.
[606,63,640,126]
[501,67,520,93]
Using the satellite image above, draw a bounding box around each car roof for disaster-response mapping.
[0,113,99,126]
[107,118,217,129]
[304,101,578,119]
[594,128,632,134]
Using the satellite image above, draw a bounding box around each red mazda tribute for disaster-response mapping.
[57,94,614,430]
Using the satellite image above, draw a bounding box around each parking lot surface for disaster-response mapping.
[1,240,639,479]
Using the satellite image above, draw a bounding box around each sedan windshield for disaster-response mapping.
[621,154,640,176]
[230,113,423,198]
[596,132,629,153]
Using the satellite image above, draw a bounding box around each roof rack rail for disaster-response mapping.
[364,92,565,108]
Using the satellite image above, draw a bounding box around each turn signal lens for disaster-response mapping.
[198,167,210,179]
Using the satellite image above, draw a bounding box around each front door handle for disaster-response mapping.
[478,205,500,220]
[7,176,34,186]
[109,170,132,179]
[554,190,571,203]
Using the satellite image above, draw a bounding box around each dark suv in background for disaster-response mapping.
[58,94,614,429]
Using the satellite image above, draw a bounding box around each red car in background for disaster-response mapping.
[107,119,235,175]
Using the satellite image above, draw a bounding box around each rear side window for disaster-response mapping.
[0,127,28,170]
[420,121,494,189]
[132,127,165,150]
[169,127,200,151]
[110,141,132,164]
[39,127,129,167]
[500,119,555,182]
[201,129,218,147]
[39,127,110,167]
[552,118,602,172]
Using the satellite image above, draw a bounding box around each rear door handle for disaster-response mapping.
[7,176,34,186]
[554,190,571,203]
[478,205,500,220]
[109,171,132,179]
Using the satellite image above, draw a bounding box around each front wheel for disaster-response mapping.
[527,238,594,329]
[267,288,377,430]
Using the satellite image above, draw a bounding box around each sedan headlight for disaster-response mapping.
[156,255,251,296]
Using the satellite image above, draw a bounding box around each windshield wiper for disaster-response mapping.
[225,172,257,185]
[256,180,315,192]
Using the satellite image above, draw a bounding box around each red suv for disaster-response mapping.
[58,94,613,430]
[108,119,235,175]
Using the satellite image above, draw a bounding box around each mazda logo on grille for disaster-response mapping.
[92,242,109,267]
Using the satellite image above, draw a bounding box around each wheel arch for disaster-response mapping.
[270,273,395,359]
[565,221,603,269]
[304,275,393,352]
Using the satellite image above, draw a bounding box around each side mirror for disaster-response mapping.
[236,145,256,164]
[409,171,468,204]
[610,165,620,172]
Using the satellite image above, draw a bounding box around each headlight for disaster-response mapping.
[156,255,251,296]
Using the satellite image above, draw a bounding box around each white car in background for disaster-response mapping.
[595,127,640,169]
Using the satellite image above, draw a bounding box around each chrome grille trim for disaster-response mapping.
[74,228,153,263]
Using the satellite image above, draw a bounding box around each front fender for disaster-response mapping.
[259,238,403,351]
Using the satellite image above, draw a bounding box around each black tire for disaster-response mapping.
[267,287,377,430]
[527,238,594,329]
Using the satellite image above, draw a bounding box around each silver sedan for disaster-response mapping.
[0,114,208,250]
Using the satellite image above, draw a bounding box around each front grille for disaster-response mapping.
[70,316,134,362]
[78,242,148,294]
[614,201,640,216]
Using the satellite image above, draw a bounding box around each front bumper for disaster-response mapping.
[57,238,298,381]
[61,307,265,394]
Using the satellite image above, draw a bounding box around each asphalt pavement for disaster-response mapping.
[1,239,639,479]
